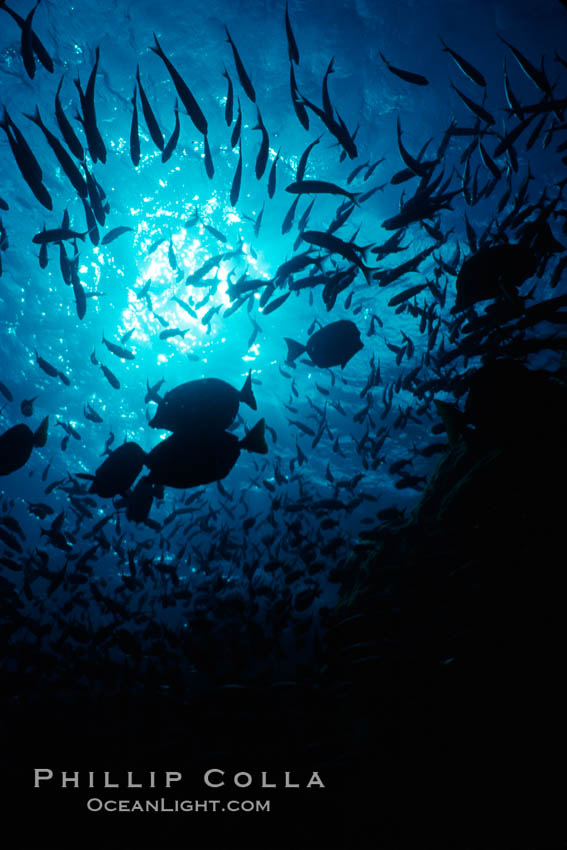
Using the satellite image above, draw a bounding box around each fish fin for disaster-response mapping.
[240,418,268,455]
[33,416,49,448]
[239,370,257,410]
[150,33,162,56]
[284,337,307,362]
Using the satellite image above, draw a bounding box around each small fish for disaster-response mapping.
[282,195,300,235]
[290,63,309,130]
[262,292,291,315]
[100,364,120,389]
[285,2,300,65]
[379,52,429,85]
[84,403,103,423]
[450,82,495,125]
[101,226,134,245]
[253,107,269,179]
[102,335,135,360]
[498,35,552,96]
[230,97,242,148]
[440,37,486,87]
[162,99,180,164]
[203,222,227,243]
[35,350,59,378]
[286,179,360,204]
[204,134,214,179]
[222,68,234,126]
[0,381,13,402]
[225,26,256,103]
[136,65,164,151]
[24,106,89,199]
[231,138,243,207]
[55,76,84,161]
[21,396,38,417]
[172,295,198,318]
[151,33,208,135]
[130,84,140,166]
[159,328,188,340]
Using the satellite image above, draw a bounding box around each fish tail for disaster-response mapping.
[151,33,163,57]
[239,418,268,455]
[284,337,307,362]
[23,106,41,125]
[33,416,49,448]
[239,370,257,410]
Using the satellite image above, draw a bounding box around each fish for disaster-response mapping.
[146,419,268,489]
[268,148,281,199]
[150,372,256,434]
[171,295,198,318]
[100,363,120,389]
[82,442,146,497]
[81,46,107,163]
[225,26,256,103]
[290,63,309,130]
[296,135,321,182]
[450,82,495,125]
[498,35,553,96]
[136,65,164,150]
[1,1,53,73]
[301,229,376,283]
[286,179,360,204]
[35,350,60,378]
[282,195,301,235]
[159,328,188,340]
[102,335,135,360]
[285,320,363,369]
[151,33,208,136]
[130,84,141,166]
[396,116,438,177]
[162,99,180,163]
[84,403,103,424]
[440,37,486,87]
[253,107,269,179]
[379,52,429,86]
[231,98,242,148]
[222,67,234,125]
[204,134,214,179]
[24,107,89,199]
[101,226,134,246]
[20,0,40,79]
[285,2,300,65]
[262,292,291,315]
[0,110,52,210]
[32,227,87,245]
[231,138,243,207]
[73,277,87,320]
[0,417,48,476]
[0,381,13,402]
[54,76,84,161]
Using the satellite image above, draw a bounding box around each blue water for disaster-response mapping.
[0,0,566,657]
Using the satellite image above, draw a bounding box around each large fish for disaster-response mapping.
[285,320,363,369]
[0,417,48,476]
[146,419,267,489]
[150,372,256,434]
